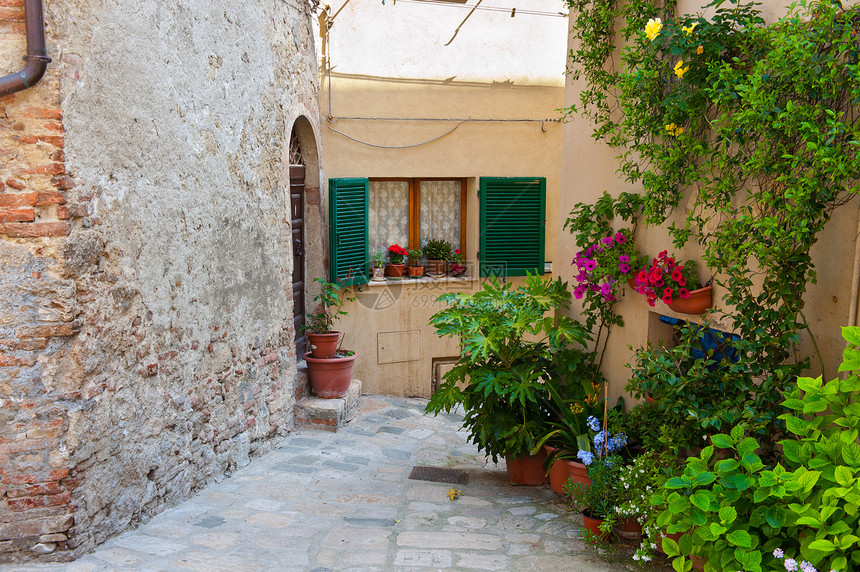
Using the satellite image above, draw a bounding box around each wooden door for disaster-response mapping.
[290,164,307,358]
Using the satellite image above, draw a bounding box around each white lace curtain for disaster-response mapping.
[369,180,409,254]
[420,180,461,250]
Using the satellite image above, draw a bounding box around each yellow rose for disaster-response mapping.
[645,18,662,41]
[674,59,689,78]
[682,23,698,36]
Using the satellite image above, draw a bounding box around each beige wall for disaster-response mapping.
[557,0,860,405]
[322,75,564,396]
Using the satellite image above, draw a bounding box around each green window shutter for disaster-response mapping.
[479,177,545,278]
[329,178,369,287]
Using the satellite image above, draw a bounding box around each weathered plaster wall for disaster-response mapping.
[319,3,567,397]
[1,0,320,561]
[557,0,858,405]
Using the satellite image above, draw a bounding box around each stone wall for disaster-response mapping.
[0,0,319,561]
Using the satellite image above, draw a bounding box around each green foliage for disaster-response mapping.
[564,192,646,370]
[370,250,386,269]
[422,239,453,261]
[407,249,422,266]
[425,274,592,462]
[302,278,355,334]
[565,456,625,520]
[649,327,860,572]
[566,0,860,446]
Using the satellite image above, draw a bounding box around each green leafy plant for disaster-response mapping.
[565,455,624,520]
[407,249,422,266]
[370,250,387,269]
[425,274,592,462]
[422,239,453,261]
[565,0,860,450]
[647,327,860,572]
[302,278,356,334]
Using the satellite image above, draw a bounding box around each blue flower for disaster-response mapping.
[577,450,595,466]
[586,416,601,432]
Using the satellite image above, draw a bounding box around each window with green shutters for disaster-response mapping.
[478,177,546,277]
[329,178,369,286]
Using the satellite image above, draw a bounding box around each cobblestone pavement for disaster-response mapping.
[9,396,668,572]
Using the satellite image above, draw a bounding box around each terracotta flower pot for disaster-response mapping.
[581,509,608,540]
[565,460,591,487]
[425,259,447,276]
[613,517,642,540]
[667,285,712,314]
[407,265,424,277]
[307,331,341,359]
[303,351,355,398]
[386,263,406,278]
[544,446,569,494]
[505,449,549,485]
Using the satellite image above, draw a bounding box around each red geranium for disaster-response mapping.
[632,251,698,307]
[388,244,408,264]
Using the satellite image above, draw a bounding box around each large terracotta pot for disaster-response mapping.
[386,263,405,278]
[303,352,355,398]
[407,265,424,277]
[425,259,447,276]
[505,449,549,485]
[565,460,591,487]
[667,285,712,314]
[307,332,341,359]
[581,509,608,540]
[544,446,570,494]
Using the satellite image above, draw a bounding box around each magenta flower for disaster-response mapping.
[600,283,612,296]
[602,236,614,246]
[615,232,626,244]
[585,259,597,271]
[619,254,630,263]
[574,286,586,299]
[619,263,630,273]
[679,288,690,299]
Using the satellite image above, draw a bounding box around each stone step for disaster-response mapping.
[295,375,362,432]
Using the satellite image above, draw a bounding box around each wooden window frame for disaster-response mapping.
[370,177,467,251]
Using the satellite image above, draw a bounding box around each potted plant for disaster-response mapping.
[423,239,453,276]
[631,250,712,314]
[370,249,386,282]
[406,249,424,278]
[386,244,408,278]
[302,278,357,398]
[564,453,623,542]
[449,248,467,276]
[425,274,593,484]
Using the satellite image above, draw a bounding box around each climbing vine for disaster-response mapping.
[564,0,860,443]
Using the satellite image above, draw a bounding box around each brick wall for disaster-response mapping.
[0,0,317,562]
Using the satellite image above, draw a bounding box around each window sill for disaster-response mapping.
[365,275,475,287]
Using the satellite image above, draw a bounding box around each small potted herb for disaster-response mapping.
[370,250,386,282]
[406,249,424,278]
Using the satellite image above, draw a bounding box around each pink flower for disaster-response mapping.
[679,288,690,299]
[615,232,626,244]
[619,263,630,273]
[658,250,668,259]
[602,236,614,246]
[600,283,612,296]
[585,259,597,271]
[574,286,586,299]
[619,255,629,263]
[605,294,616,302]
[672,268,683,282]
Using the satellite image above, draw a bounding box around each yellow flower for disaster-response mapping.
[645,18,662,41]
[696,45,704,55]
[447,488,462,501]
[674,59,689,78]
[682,23,698,36]
[665,123,685,137]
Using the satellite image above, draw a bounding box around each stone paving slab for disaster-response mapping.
[7,396,670,572]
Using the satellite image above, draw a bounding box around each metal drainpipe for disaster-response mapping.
[0,0,51,98]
